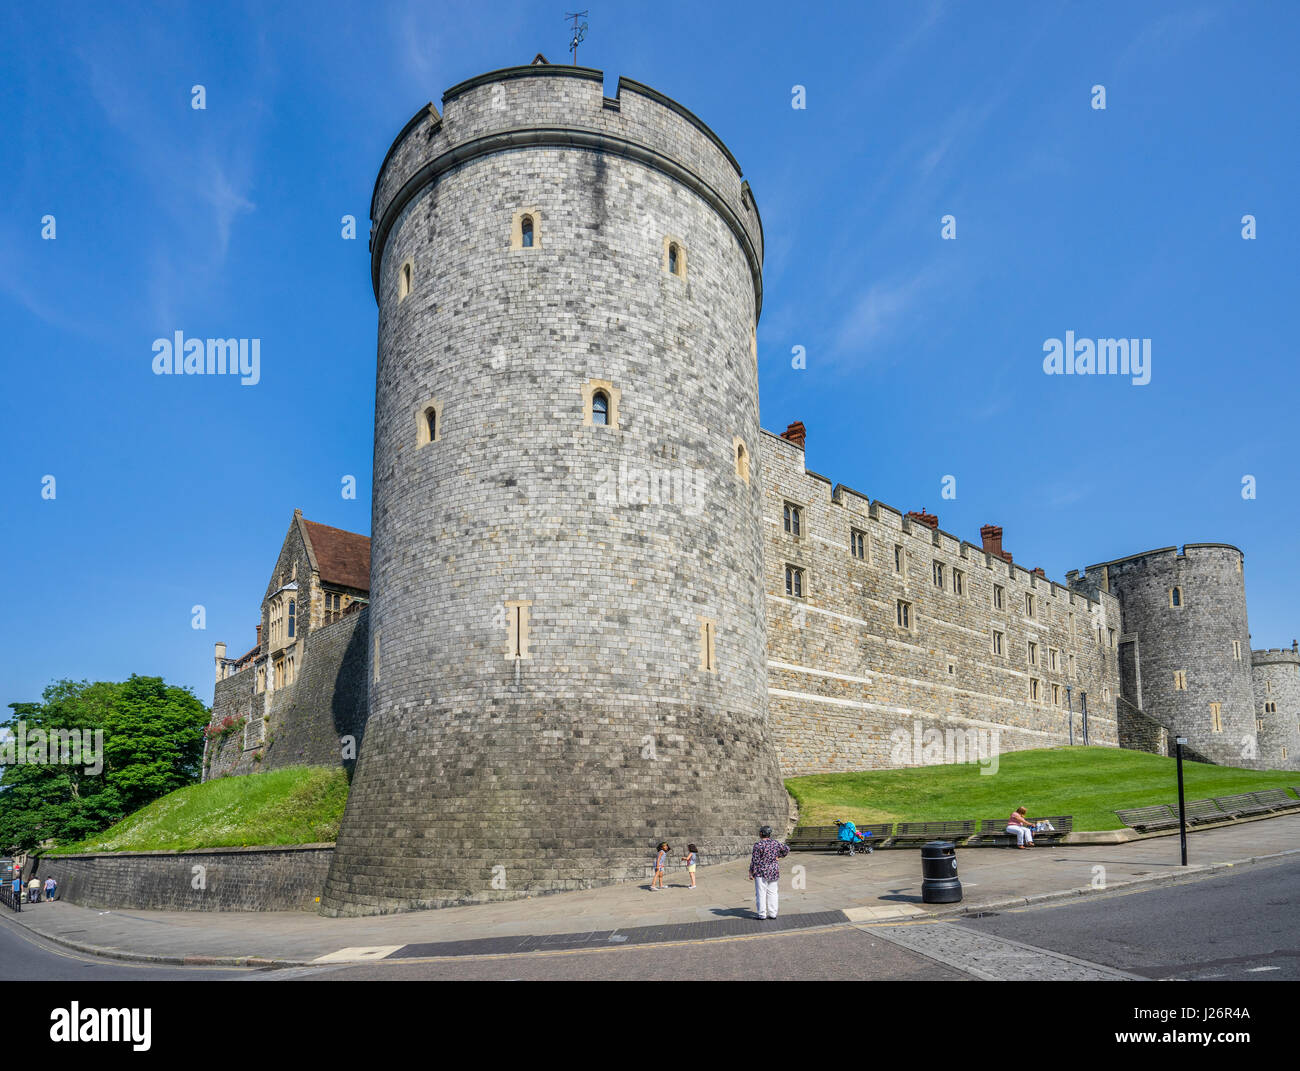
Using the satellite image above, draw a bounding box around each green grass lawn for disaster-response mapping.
[786,747,1300,832]
[51,766,350,853]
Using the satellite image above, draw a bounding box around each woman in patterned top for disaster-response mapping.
[748,825,790,919]
[651,842,669,890]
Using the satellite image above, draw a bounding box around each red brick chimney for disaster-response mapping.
[255,624,263,648]
[980,524,1012,564]
[780,421,806,450]
[1031,567,1046,579]
[906,509,939,530]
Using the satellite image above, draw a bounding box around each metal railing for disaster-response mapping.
[0,884,22,913]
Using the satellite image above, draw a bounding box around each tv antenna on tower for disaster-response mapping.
[566,11,588,65]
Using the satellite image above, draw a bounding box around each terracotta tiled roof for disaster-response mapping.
[302,519,371,593]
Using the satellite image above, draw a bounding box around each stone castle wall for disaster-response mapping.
[206,608,368,779]
[761,431,1122,776]
[1251,648,1300,770]
[29,845,332,912]
[322,66,787,916]
[1069,545,1257,766]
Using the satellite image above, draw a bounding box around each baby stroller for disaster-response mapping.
[835,820,873,856]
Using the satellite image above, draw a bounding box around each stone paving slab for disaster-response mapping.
[3,813,1298,967]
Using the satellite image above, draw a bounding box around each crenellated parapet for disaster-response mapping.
[368,63,764,316]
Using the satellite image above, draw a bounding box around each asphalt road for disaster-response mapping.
[2,855,1295,981]
[957,853,1300,980]
[0,918,244,982]
[270,855,1300,981]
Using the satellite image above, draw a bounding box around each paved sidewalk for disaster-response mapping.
[5,814,1299,967]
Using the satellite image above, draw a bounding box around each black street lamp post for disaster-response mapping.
[1175,736,1189,866]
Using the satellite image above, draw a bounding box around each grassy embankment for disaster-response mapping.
[50,766,349,853]
[786,747,1300,831]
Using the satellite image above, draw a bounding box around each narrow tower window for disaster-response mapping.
[398,259,413,302]
[1170,587,1182,607]
[416,399,443,446]
[699,618,717,673]
[505,601,532,660]
[512,208,541,250]
[583,380,619,428]
[663,236,687,277]
[287,599,295,640]
[734,438,749,483]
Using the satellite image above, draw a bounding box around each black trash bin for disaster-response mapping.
[920,840,962,904]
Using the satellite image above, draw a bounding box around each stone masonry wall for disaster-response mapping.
[1251,648,1300,770]
[761,431,1122,776]
[322,67,786,917]
[206,609,368,779]
[1070,545,1256,767]
[29,845,334,912]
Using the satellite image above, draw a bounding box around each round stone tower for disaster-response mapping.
[320,63,788,916]
[1251,646,1300,770]
[1077,544,1256,766]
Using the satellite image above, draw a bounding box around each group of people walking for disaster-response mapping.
[9,875,57,903]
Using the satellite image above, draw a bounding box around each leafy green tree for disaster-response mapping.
[0,675,209,852]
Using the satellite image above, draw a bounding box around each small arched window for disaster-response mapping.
[1171,587,1182,607]
[521,215,534,248]
[399,260,412,301]
[591,391,609,426]
[288,599,296,639]
[668,243,679,275]
[735,440,749,483]
[425,407,437,442]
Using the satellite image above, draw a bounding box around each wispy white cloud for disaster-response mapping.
[1115,7,1216,74]
[830,259,952,364]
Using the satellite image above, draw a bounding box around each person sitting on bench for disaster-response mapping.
[1007,806,1035,848]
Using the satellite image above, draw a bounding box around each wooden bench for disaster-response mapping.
[890,820,975,846]
[1252,789,1300,812]
[1182,798,1229,825]
[787,824,891,853]
[1212,793,1274,819]
[787,826,841,851]
[1115,805,1179,832]
[976,816,1074,846]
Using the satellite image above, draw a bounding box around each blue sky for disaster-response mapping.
[2,1,1297,708]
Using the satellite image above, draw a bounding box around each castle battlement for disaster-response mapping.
[1252,646,1300,664]
[369,62,764,315]
[761,426,1106,610]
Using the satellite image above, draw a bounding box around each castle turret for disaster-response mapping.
[1251,647,1300,770]
[320,63,787,915]
[1070,544,1256,766]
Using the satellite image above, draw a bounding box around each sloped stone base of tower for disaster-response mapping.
[318,702,788,917]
